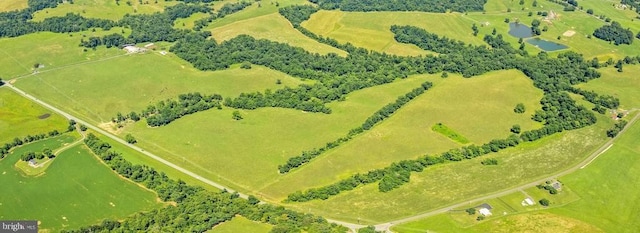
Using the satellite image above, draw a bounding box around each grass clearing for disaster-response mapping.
[302,10,486,56]
[31,0,176,21]
[0,29,128,78]
[14,156,55,176]
[15,52,310,124]
[0,0,27,12]
[261,70,543,199]
[209,12,347,56]
[577,64,640,109]
[0,135,162,231]
[432,123,471,144]
[0,88,68,144]
[287,111,611,223]
[208,216,272,233]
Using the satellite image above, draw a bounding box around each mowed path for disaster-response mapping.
[3,82,637,233]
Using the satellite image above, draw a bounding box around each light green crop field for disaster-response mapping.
[0,29,129,78]
[15,52,310,124]
[125,75,432,195]
[577,65,640,109]
[260,70,543,199]
[302,10,483,56]
[393,113,640,232]
[0,135,162,231]
[31,0,176,21]
[0,88,68,144]
[288,111,611,223]
[208,216,272,233]
[209,12,347,56]
[0,0,27,12]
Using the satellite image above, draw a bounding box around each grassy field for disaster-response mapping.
[393,113,640,232]
[0,88,68,144]
[174,12,209,30]
[15,52,310,124]
[209,11,347,56]
[577,65,640,110]
[0,0,27,12]
[0,135,162,231]
[260,70,543,199]
[302,10,483,56]
[31,0,176,21]
[286,110,611,223]
[432,123,471,144]
[208,216,272,233]
[0,29,129,78]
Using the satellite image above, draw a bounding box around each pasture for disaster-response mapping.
[577,64,640,109]
[0,0,27,12]
[209,216,272,233]
[0,88,68,144]
[0,29,128,78]
[286,111,611,223]
[0,135,162,231]
[31,0,176,21]
[14,53,311,124]
[260,70,543,199]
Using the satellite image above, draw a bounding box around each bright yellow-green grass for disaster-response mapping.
[125,75,432,195]
[0,135,162,231]
[15,52,310,124]
[0,0,27,12]
[577,65,640,110]
[0,29,128,78]
[260,70,543,200]
[209,12,347,56]
[432,123,471,144]
[208,216,272,233]
[302,10,486,56]
[32,0,177,21]
[287,111,611,223]
[0,88,68,144]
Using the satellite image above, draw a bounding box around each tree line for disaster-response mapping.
[111,92,223,127]
[593,21,635,45]
[606,120,628,138]
[193,1,253,31]
[278,81,433,173]
[65,134,347,233]
[1,120,75,159]
[308,0,487,13]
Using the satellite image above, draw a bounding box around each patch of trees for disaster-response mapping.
[279,5,319,27]
[481,158,498,165]
[514,103,526,113]
[593,21,634,45]
[112,92,223,127]
[621,0,640,14]
[193,1,253,31]
[536,182,559,194]
[606,120,628,138]
[20,148,55,161]
[68,134,347,233]
[565,86,620,109]
[308,0,487,13]
[164,3,211,21]
[278,81,433,173]
[0,125,72,159]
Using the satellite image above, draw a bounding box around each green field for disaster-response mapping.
[31,0,176,21]
[14,52,310,124]
[0,0,27,12]
[0,88,68,143]
[0,135,162,231]
[577,64,640,109]
[259,70,543,199]
[0,29,128,78]
[432,123,471,144]
[393,113,640,232]
[209,216,272,233]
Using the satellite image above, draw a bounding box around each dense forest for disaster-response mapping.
[308,0,487,13]
[592,21,635,45]
[62,134,347,233]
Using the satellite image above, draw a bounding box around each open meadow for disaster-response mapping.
[577,64,640,109]
[0,88,68,143]
[209,216,272,233]
[0,135,162,231]
[259,69,544,199]
[31,0,176,21]
[0,0,27,12]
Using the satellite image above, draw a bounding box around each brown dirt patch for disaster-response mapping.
[563,30,576,37]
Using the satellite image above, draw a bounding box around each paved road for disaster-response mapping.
[5,82,638,233]
[373,110,640,232]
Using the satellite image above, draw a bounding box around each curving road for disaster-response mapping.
[4,82,638,233]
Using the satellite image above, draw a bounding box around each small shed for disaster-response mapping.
[522,198,535,206]
[478,208,492,216]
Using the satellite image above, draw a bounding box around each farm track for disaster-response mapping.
[3,82,638,232]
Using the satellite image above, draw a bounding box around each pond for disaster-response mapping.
[508,22,533,38]
[526,38,568,52]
